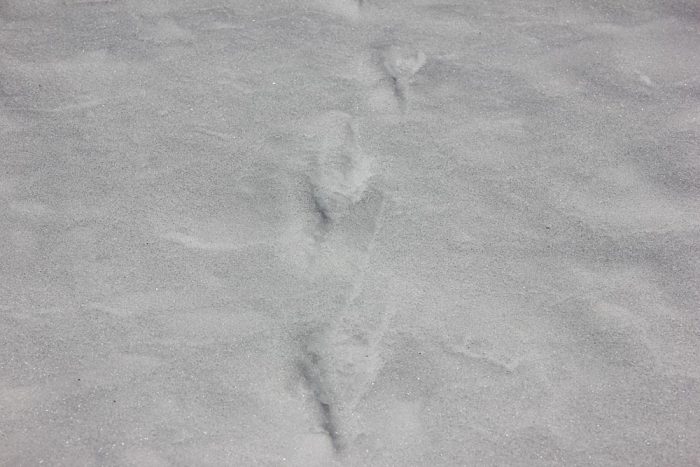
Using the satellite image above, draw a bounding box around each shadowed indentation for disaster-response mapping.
[298,350,346,452]
[308,115,373,226]
[381,46,426,111]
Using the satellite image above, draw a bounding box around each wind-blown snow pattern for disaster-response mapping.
[1,0,699,465]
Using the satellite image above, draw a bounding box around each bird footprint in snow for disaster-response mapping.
[310,113,373,225]
[382,46,427,108]
[300,322,384,452]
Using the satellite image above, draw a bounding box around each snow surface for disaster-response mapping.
[1,0,699,465]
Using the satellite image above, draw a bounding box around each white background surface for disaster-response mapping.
[1,0,699,465]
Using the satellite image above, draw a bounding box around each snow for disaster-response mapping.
[1,0,699,465]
